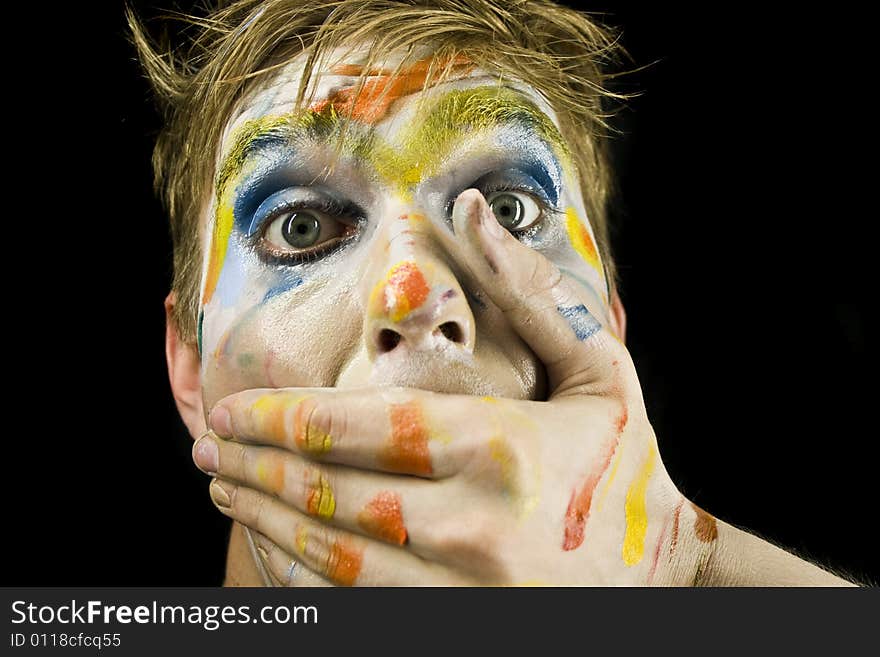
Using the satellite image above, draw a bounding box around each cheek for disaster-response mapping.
[199,237,361,404]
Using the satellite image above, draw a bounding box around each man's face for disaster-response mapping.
[198,45,610,410]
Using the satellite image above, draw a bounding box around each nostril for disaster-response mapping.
[436,321,464,344]
[377,328,402,353]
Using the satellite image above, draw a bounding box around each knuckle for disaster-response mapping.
[298,397,340,455]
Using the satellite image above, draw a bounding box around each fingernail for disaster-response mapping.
[210,405,233,437]
[480,201,507,240]
[210,479,234,508]
[193,434,219,474]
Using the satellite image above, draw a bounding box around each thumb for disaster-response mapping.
[447,188,634,400]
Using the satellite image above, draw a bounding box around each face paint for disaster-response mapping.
[357,491,408,545]
[308,55,475,125]
[380,400,433,475]
[374,260,431,322]
[198,44,612,439]
[564,207,608,301]
[622,443,658,566]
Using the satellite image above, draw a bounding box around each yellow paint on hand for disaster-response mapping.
[295,526,309,555]
[488,436,539,520]
[294,397,332,455]
[622,443,657,566]
[306,474,337,520]
[250,393,291,444]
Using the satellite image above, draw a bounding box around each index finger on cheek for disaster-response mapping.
[209,387,473,478]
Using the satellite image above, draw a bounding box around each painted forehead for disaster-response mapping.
[216,46,570,188]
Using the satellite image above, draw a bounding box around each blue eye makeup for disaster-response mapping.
[236,184,364,266]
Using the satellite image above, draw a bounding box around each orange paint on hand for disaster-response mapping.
[562,434,620,551]
[384,261,430,322]
[327,540,363,587]
[251,393,289,444]
[691,502,718,543]
[380,401,433,476]
[256,457,285,495]
[358,491,408,545]
[309,55,474,125]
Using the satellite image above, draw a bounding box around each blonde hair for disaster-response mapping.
[129,0,631,344]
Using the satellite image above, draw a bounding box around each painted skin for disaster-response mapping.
[187,46,852,586]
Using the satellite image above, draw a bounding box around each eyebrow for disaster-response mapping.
[215,85,570,198]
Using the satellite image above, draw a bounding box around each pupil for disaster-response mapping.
[282,212,321,248]
[490,194,522,229]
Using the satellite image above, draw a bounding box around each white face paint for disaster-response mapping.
[198,44,610,410]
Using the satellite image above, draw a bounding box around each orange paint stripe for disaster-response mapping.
[381,401,433,476]
[562,433,620,551]
[358,491,408,545]
[327,540,363,586]
[310,55,474,125]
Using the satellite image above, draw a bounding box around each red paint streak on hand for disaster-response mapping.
[562,431,621,551]
[309,55,474,124]
[358,491,408,545]
[380,401,433,476]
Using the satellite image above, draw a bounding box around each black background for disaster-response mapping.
[7,2,875,585]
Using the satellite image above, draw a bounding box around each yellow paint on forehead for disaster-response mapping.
[622,443,658,567]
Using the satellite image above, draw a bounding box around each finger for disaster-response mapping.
[445,188,634,399]
[251,532,333,587]
[208,478,462,586]
[209,386,506,478]
[196,428,521,566]
[196,432,417,546]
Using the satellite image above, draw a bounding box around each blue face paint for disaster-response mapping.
[262,275,304,303]
[557,304,602,341]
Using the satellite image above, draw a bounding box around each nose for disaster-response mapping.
[362,211,476,361]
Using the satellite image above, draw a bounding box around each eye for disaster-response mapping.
[262,208,354,257]
[485,191,542,232]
